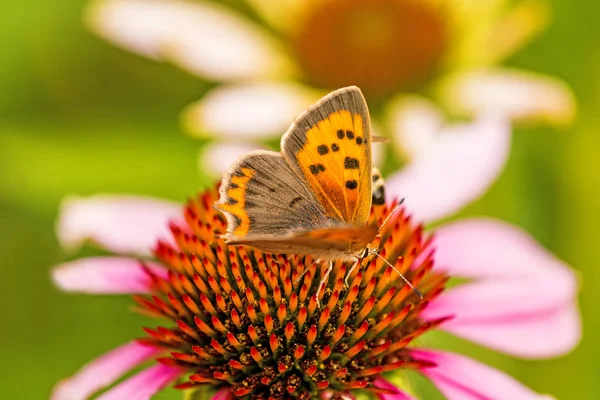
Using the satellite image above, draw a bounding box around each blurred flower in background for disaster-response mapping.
[51,185,580,399]
[86,0,576,181]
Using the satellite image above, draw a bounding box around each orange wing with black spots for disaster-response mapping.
[281,86,372,226]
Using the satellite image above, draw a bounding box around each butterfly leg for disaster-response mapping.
[344,257,361,287]
[315,261,333,308]
[294,266,310,284]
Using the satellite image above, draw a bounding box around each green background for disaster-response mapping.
[0,0,598,398]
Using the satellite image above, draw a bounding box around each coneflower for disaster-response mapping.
[52,186,580,400]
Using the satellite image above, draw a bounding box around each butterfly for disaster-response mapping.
[215,87,417,303]
[216,86,376,255]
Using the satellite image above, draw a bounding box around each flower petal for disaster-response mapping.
[484,0,551,64]
[97,364,182,400]
[184,83,318,140]
[435,68,576,126]
[411,349,554,400]
[451,0,550,66]
[373,377,416,400]
[245,0,305,33]
[211,388,233,400]
[428,301,581,358]
[421,218,581,357]
[51,342,162,400]
[198,142,264,178]
[385,116,511,223]
[57,194,182,255]
[86,0,291,81]
[430,218,576,279]
[387,94,445,158]
[52,256,168,294]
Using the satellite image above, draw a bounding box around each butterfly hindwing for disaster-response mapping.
[215,151,332,238]
[281,86,372,226]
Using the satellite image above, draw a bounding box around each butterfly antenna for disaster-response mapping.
[369,248,423,299]
[377,198,405,234]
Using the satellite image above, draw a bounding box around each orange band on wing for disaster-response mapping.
[217,167,256,236]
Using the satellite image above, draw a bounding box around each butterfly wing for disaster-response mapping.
[281,86,373,226]
[215,150,333,239]
[227,225,378,259]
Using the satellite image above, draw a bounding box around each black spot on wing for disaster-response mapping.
[346,130,355,139]
[317,145,329,155]
[344,157,359,169]
[331,143,340,152]
[356,137,363,145]
[309,164,326,175]
[337,129,345,139]
[289,197,303,207]
[345,180,358,190]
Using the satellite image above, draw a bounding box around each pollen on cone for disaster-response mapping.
[133,187,448,399]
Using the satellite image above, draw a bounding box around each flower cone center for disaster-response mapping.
[293,0,447,98]
[136,188,448,399]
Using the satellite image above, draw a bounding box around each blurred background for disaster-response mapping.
[0,0,598,398]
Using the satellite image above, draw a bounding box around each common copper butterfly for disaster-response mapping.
[215,87,417,303]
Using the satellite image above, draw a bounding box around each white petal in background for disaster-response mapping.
[198,142,264,178]
[86,0,291,81]
[369,120,387,168]
[387,95,445,158]
[56,194,182,255]
[386,116,511,223]
[184,83,319,140]
[436,68,576,126]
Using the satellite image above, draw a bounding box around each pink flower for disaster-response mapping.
[50,128,580,399]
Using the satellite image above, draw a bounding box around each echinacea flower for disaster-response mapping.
[51,184,580,399]
[86,0,576,177]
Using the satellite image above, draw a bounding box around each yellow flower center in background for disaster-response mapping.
[293,0,447,98]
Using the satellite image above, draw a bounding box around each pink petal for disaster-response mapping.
[431,218,575,279]
[422,281,581,358]
[97,364,182,400]
[411,349,554,400]
[57,195,182,255]
[386,115,511,223]
[52,256,168,294]
[198,142,264,178]
[423,218,581,358]
[427,301,581,359]
[211,388,233,400]
[51,342,162,400]
[374,377,416,400]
